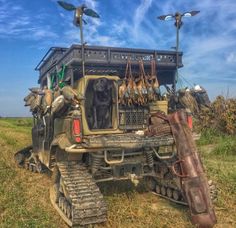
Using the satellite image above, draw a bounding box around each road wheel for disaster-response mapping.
[155,185,161,194]
[161,186,166,196]
[167,188,173,198]
[173,190,181,201]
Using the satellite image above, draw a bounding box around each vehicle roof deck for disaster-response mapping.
[36,45,183,85]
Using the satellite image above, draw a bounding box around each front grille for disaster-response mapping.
[119,107,149,130]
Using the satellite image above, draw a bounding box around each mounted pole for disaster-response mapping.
[174,12,181,99]
[157,10,200,109]
[175,21,179,96]
[79,14,85,77]
[57,1,100,78]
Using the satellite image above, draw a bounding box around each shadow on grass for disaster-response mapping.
[98,179,148,197]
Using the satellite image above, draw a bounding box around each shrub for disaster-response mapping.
[196,96,236,135]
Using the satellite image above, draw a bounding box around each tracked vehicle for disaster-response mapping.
[15,45,217,227]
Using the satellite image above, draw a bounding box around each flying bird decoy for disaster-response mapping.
[57,1,100,27]
[157,11,200,28]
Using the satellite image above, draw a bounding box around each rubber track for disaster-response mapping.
[57,162,107,226]
[150,177,188,206]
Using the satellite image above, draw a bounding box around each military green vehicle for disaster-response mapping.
[15,45,217,227]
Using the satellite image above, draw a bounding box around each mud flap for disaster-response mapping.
[167,110,217,227]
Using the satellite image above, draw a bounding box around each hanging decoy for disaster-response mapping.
[136,61,148,105]
[118,80,127,105]
[125,60,138,105]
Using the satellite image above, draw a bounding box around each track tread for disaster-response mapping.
[57,161,107,226]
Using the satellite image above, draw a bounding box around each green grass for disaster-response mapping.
[197,131,236,226]
[197,128,222,146]
[197,127,236,156]
[199,150,236,225]
[212,136,236,156]
[0,118,236,227]
[0,118,59,228]
[0,176,57,227]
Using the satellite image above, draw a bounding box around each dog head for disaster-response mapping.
[93,78,112,92]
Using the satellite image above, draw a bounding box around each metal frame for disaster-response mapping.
[36,45,183,83]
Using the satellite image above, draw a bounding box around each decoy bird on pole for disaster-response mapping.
[57,1,100,45]
[57,1,100,77]
[157,11,200,28]
[157,11,200,108]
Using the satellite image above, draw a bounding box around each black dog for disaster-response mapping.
[92,78,113,129]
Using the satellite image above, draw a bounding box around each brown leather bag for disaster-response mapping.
[167,110,217,227]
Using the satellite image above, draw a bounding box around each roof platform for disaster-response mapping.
[36,45,183,85]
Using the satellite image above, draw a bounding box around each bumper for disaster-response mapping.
[65,133,174,153]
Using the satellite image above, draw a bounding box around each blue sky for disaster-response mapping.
[0,0,236,117]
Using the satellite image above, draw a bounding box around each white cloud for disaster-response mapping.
[33,29,58,40]
[226,52,236,63]
[0,2,58,41]
[85,0,97,9]
[112,21,129,35]
[59,12,65,18]
[134,0,153,33]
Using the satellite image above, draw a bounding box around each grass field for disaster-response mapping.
[0,118,236,228]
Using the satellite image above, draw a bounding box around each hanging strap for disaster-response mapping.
[50,72,57,89]
[125,59,133,80]
[151,59,160,87]
[57,64,67,89]
[138,60,146,82]
[151,59,156,77]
